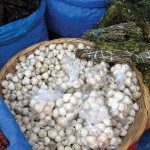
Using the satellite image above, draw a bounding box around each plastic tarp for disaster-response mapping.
[0,98,31,150]
[0,0,48,69]
[57,0,111,8]
[137,129,150,150]
[46,0,110,38]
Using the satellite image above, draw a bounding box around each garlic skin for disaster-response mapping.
[12,76,19,83]
[38,129,47,138]
[72,144,81,150]
[80,128,89,137]
[103,119,112,127]
[132,92,141,99]
[53,108,60,118]
[78,43,85,49]
[57,145,65,150]
[24,70,32,78]
[22,77,30,85]
[133,103,139,111]
[33,127,40,134]
[31,77,38,85]
[8,82,15,91]
[120,130,127,137]
[67,135,76,145]
[59,107,67,116]
[48,129,57,139]
[63,93,72,102]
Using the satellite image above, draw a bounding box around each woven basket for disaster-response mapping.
[0,38,150,150]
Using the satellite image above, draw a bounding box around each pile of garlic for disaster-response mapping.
[1,42,141,150]
[30,88,61,121]
[77,64,141,149]
[53,92,83,127]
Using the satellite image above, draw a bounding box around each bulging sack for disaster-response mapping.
[0,0,48,69]
[57,0,111,8]
[45,0,110,38]
[0,99,32,150]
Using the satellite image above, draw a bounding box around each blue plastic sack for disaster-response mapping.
[46,0,110,38]
[57,0,111,8]
[0,99,32,150]
[137,129,150,150]
[0,0,48,69]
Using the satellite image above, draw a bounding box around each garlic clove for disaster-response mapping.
[56,44,63,50]
[132,92,141,100]
[49,44,56,50]
[120,130,127,137]
[132,103,139,111]
[48,128,57,139]
[63,93,72,102]
[78,43,85,49]
[8,82,15,91]
[103,118,112,126]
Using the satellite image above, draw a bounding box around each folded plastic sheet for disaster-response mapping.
[0,99,31,150]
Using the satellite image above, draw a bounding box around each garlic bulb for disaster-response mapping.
[48,129,57,139]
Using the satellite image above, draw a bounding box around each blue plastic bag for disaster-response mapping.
[0,0,48,69]
[137,129,150,150]
[57,0,110,8]
[46,0,110,38]
[0,99,32,150]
